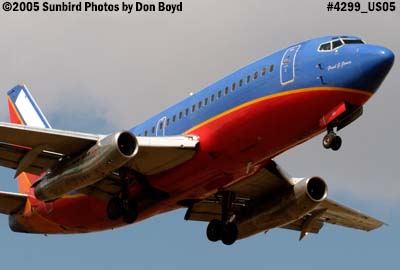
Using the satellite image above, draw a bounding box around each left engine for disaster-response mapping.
[34,131,138,201]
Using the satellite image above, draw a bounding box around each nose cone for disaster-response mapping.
[358,45,395,92]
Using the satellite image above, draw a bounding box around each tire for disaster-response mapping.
[221,222,238,246]
[107,197,123,220]
[207,219,223,242]
[331,136,342,151]
[122,200,138,224]
[323,133,334,149]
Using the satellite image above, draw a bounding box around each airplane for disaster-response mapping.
[0,35,394,245]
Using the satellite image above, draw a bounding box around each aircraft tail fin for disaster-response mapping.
[7,84,51,193]
[7,84,52,128]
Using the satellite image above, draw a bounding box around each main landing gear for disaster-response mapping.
[322,130,342,151]
[107,196,138,224]
[106,168,138,224]
[206,191,239,245]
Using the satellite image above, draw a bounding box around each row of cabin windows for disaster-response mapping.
[139,64,274,136]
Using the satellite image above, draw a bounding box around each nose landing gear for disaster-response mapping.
[322,129,342,151]
[320,103,364,151]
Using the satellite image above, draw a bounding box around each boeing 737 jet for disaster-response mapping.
[0,36,394,245]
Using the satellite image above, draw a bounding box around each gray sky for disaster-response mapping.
[0,1,399,270]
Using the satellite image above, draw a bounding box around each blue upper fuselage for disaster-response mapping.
[130,35,394,136]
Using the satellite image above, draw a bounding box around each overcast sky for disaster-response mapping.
[0,0,398,269]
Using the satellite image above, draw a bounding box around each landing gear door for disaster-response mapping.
[280,45,301,85]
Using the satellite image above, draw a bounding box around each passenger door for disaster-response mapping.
[280,45,301,85]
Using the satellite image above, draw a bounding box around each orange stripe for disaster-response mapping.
[7,96,24,124]
[184,87,371,134]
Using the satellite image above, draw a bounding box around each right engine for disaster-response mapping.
[34,131,138,201]
[237,177,328,239]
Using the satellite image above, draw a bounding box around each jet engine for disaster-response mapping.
[34,131,138,201]
[237,177,328,239]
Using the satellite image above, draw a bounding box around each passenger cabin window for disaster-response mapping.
[224,86,229,95]
[198,101,202,109]
[159,122,163,130]
[261,67,266,76]
[192,104,196,112]
[269,64,274,72]
[166,118,170,126]
[211,94,215,102]
[239,79,243,87]
[185,108,189,116]
[232,83,236,91]
[173,115,176,122]
[152,126,155,133]
[144,130,148,136]
[247,75,251,84]
[254,71,258,80]
[218,90,222,98]
[204,97,208,106]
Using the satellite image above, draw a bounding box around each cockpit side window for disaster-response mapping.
[319,42,331,51]
[343,39,365,44]
[332,39,344,49]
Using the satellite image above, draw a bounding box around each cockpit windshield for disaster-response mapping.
[318,37,365,52]
[343,39,364,44]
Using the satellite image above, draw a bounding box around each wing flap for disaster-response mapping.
[0,142,61,175]
[0,191,27,215]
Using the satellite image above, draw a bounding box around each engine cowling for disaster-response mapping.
[34,131,138,201]
[237,177,328,239]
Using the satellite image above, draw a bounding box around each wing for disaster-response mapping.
[0,122,101,175]
[0,121,198,187]
[315,199,384,231]
[185,160,383,240]
[0,191,27,215]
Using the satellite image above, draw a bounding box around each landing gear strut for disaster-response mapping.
[322,129,342,151]
[106,168,138,224]
[206,191,239,245]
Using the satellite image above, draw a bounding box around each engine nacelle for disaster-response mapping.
[34,131,138,201]
[237,177,328,239]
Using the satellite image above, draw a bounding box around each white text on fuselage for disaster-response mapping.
[327,60,352,71]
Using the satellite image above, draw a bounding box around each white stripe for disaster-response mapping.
[15,90,46,128]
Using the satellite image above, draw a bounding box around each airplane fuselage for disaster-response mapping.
[9,35,394,234]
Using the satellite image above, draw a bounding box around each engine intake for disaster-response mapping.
[117,131,137,156]
[306,177,327,202]
[34,131,138,201]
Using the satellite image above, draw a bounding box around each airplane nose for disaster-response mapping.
[357,45,394,93]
